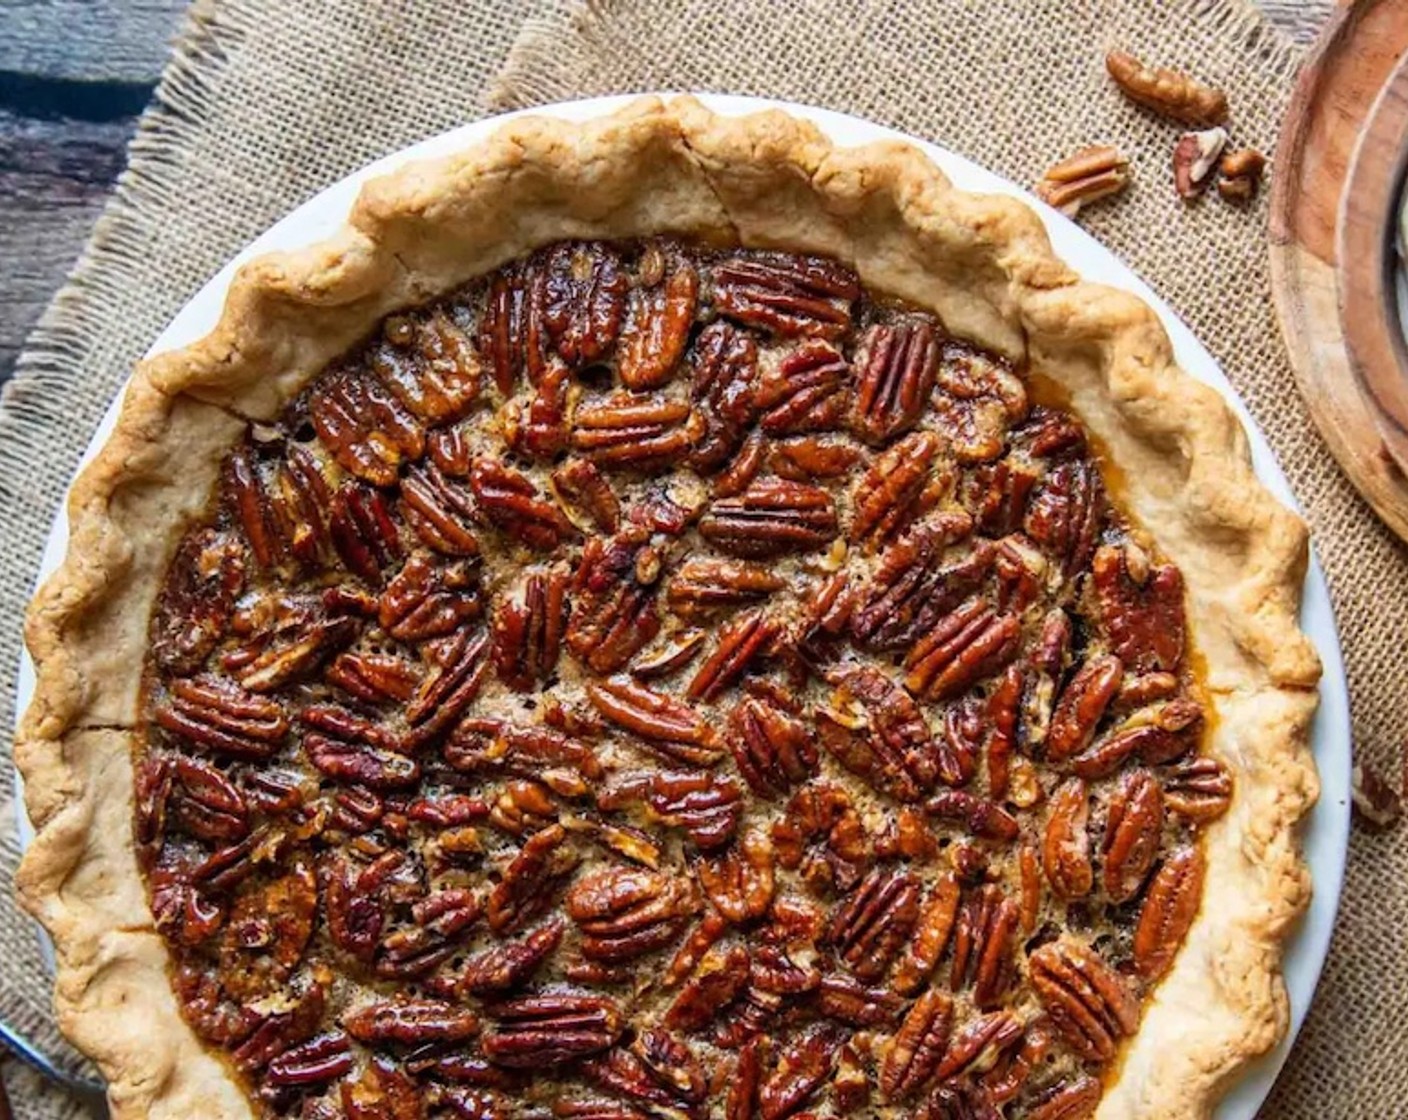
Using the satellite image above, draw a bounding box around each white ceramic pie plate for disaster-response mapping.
[13,94,1350,1116]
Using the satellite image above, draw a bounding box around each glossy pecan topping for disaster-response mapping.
[137,238,1219,1119]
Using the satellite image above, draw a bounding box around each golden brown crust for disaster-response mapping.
[17,95,1319,1119]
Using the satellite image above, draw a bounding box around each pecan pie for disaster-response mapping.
[17,98,1321,1120]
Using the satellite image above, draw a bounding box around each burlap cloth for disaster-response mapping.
[2,0,1400,1116]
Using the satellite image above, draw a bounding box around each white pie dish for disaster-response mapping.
[11,92,1351,1118]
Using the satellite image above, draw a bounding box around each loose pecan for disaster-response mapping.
[619,249,699,389]
[1034,145,1132,220]
[153,676,288,760]
[402,461,481,556]
[379,553,482,641]
[470,457,577,551]
[728,690,819,797]
[572,391,703,469]
[1029,939,1139,1064]
[825,866,921,980]
[330,480,402,582]
[853,318,939,443]
[1024,460,1103,580]
[310,369,425,486]
[151,528,246,673]
[1092,543,1186,673]
[757,1024,843,1120]
[492,565,570,690]
[566,529,664,673]
[893,873,962,995]
[699,478,839,557]
[488,824,581,934]
[566,865,697,961]
[371,308,481,422]
[1133,846,1205,978]
[1103,769,1165,902]
[1042,779,1093,900]
[696,830,775,924]
[754,340,849,435]
[587,676,723,766]
[881,989,954,1100]
[819,663,940,802]
[712,252,859,339]
[1105,49,1229,126]
[850,431,943,544]
[771,782,870,893]
[1162,756,1232,821]
[849,518,983,649]
[904,598,1021,702]
[480,992,624,1068]
[688,608,780,702]
[949,884,1019,1007]
[551,458,621,534]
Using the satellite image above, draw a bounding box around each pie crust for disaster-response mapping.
[15,96,1321,1120]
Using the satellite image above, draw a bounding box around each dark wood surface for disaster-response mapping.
[0,1,1328,390]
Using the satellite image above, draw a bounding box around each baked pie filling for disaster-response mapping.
[134,238,1229,1120]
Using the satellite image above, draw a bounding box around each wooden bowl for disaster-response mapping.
[1270,0,1408,543]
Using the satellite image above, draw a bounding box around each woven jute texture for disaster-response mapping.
[2,0,1398,1117]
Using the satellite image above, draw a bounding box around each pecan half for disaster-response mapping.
[696,830,775,923]
[470,457,577,551]
[1162,756,1232,821]
[925,790,1020,843]
[949,884,1019,1007]
[492,565,570,690]
[771,782,870,893]
[755,340,849,435]
[344,998,479,1045]
[904,597,1021,702]
[934,1010,1024,1082]
[825,866,921,981]
[587,676,723,766]
[1105,49,1229,126]
[481,992,624,1068]
[1043,778,1093,900]
[893,873,961,995]
[881,988,953,1100]
[852,318,939,443]
[377,889,483,979]
[457,921,561,994]
[1024,460,1103,580]
[1029,939,1139,1064]
[265,1031,354,1088]
[816,972,906,1027]
[712,252,859,339]
[850,518,983,649]
[402,462,481,556]
[326,649,420,704]
[404,627,491,748]
[690,321,759,471]
[699,479,839,557]
[757,1024,843,1120]
[487,824,581,934]
[667,558,786,619]
[1133,846,1205,979]
[566,865,697,961]
[572,391,703,469]
[566,529,663,673]
[310,370,425,486]
[728,690,819,798]
[850,431,943,544]
[371,308,481,422]
[819,664,940,802]
[151,529,246,673]
[619,249,699,389]
[666,943,751,1032]
[1028,1076,1103,1120]
[551,458,621,534]
[330,481,402,581]
[1046,655,1123,761]
[688,608,780,702]
[153,676,288,759]
[1092,543,1185,673]
[1103,769,1165,903]
[379,552,482,641]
